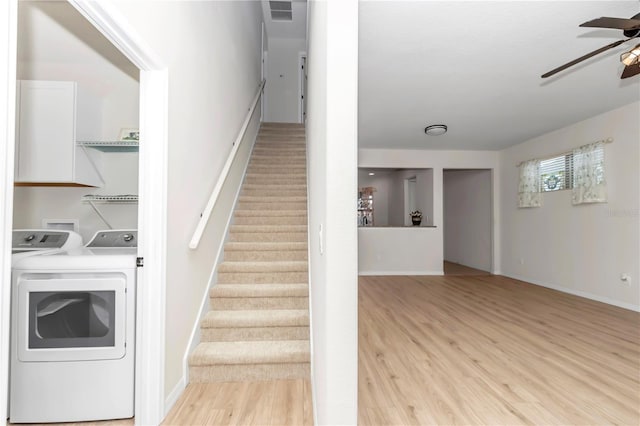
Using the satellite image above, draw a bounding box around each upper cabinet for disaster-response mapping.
[15,80,103,187]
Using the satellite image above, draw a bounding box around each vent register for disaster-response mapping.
[270,1,292,21]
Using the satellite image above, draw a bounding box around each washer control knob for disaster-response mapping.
[123,233,135,242]
[24,234,35,242]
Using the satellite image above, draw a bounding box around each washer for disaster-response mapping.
[10,230,137,423]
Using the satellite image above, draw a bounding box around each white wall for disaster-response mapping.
[110,0,264,401]
[359,227,441,274]
[359,149,501,274]
[443,169,492,271]
[307,0,358,424]
[500,102,640,311]
[264,37,305,123]
[13,1,140,242]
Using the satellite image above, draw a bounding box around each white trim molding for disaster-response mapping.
[0,0,18,423]
[502,273,640,313]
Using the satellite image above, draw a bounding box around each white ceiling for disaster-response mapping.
[261,0,307,41]
[359,1,640,151]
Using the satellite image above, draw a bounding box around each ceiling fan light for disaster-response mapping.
[621,45,640,66]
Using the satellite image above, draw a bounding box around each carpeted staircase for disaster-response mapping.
[189,122,310,382]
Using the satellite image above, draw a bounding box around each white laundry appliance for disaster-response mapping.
[10,230,137,423]
[12,229,83,263]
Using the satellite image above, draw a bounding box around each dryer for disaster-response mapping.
[10,230,137,423]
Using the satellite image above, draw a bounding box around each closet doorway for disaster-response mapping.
[443,169,493,275]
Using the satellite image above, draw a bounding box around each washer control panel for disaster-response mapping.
[86,230,138,248]
[12,230,82,252]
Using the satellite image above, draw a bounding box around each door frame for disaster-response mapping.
[0,1,169,424]
[298,51,307,123]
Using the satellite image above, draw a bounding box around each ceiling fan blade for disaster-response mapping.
[541,39,629,78]
[580,17,640,31]
[621,64,640,79]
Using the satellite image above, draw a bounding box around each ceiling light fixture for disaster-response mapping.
[621,44,640,66]
[425,124,448,136]
[368,172,375,176]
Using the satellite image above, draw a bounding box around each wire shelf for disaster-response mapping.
[77,141,139,152]
[82,194,139,203]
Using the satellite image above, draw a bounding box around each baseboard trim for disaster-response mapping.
[502,273,640,312]
[164,374,186,417]
[359,270,444,276]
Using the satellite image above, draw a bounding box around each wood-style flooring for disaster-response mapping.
[359,274,640,425]
[443,261,491,276]
[162,379,313,425]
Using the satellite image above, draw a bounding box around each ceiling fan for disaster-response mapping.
[541,12,640,79]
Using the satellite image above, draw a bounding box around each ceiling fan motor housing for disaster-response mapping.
[624,12,640,37]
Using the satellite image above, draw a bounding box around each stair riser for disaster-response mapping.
[250,158,306,164]
[209,297,309,310]
[252,150,306,156]
[240,188,308,196]
[258,133,305,138]
[236,202,307,211]
[190,363,310,382]
[242,184,306,190]
[201,327,309,342]
[224,250,307,261]
[246,168,306,175]
[217,272,308,284]
[230,225,307,233]
[250,156,306,162]
[234,216,307,225]
[244,178,306,185]
[229,233,307,242]
[210,286,308,298]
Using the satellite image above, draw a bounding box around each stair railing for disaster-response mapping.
[189,79,266,250]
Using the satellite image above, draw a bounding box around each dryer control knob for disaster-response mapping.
[123,233,135,242]
[24,234,35,242]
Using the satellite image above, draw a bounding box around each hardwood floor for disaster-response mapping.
[443,261,491,276]
[359,275,640,425]
[162,379,313,425]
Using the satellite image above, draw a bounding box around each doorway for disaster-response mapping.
[1,0,168,424]
[442,169,493,275]
[298,53,307,123]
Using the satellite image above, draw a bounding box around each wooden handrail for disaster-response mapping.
[189,80,265,250]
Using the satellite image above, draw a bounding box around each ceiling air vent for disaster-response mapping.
[270,1,292,21]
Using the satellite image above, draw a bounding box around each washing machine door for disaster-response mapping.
[16,275,127,361]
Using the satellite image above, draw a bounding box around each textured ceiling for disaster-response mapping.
[359,1,640,151]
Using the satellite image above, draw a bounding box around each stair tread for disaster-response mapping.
[224,242,307,251]
[190,340,310,365]
[211,284,308,298]
[202,309,309,328]
[218,261,308,273]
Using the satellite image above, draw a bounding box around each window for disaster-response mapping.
[539,145,604,192]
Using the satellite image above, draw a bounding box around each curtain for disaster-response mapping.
[518,159,542,208]
[572,142,606,205]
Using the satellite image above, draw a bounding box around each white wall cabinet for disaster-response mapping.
[15,80,103,187]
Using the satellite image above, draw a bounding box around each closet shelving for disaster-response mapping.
[82,194,139,203]
[77,141,139,153]
[82,194,138,229]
